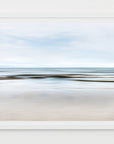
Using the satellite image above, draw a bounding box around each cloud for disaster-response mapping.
[0,22,114,67]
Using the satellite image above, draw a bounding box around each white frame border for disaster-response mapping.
[0,121,114,129]
[0,17,114,129]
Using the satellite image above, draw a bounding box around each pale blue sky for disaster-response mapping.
[0,22,114,67]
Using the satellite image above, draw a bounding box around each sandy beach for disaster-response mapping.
[0,85,114,121]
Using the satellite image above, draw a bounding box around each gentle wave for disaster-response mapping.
[0,74,114,83]
[72,79,114,82]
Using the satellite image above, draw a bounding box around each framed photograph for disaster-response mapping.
[0,17,114,129]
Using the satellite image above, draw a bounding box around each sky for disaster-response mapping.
[0,22,114,67]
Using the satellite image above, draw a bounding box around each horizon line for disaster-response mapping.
[0,66,114,68]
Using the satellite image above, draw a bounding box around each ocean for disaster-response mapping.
[1,67,114,89]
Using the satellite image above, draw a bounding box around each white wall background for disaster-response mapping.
[0,0,114,143]
[0,0,114,17]
[0,130,114,144]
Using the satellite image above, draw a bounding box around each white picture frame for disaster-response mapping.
[0,121,113,129]
[0,17,114,129]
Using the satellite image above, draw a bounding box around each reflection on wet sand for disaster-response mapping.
[0,82,114,120]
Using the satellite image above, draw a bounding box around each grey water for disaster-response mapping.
[1,67,114,89]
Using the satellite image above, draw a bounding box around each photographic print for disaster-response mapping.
[0,21,114,121]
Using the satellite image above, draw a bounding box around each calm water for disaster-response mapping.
[0,67,114,89]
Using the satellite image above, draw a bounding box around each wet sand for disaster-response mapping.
[0,88,114,121]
